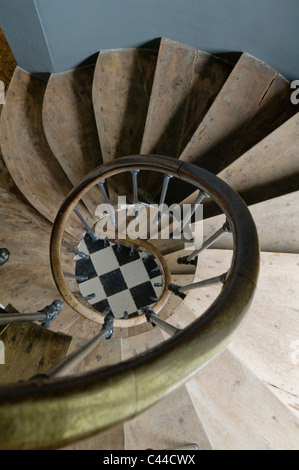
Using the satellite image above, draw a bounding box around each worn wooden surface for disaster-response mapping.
[179,53,288,175]
[187,349,299,450]
[0,67,88,237]
[125,384,212,450]
[93,48,157,163]
[141,38,232,158]
[93,48,157,202]
[0,188,52,266]
[43,65,103,215]
[0,67,73,224]
[199,190,299,253]
[67,337,123,373]
[217,113,299,207]
[0,319,72,384]
[230,303,299,417]
[186,248,299,420]
[140,38,232,201]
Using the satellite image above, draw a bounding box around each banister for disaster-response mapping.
[0,155,259,450]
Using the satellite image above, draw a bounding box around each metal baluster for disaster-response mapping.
[131,170,140,218]
[63,272,89,282]
[143,306,181,335]
[97,180,116,227]
[171,190,209,239]
[154,174,173,225]
[177,220,232,265]
[0,300,63,328]
[169,273,228,299]
[62,239,90,260]
[32,312,115,379]
[73,206,98,241]
[77,293,96,302]
[0,248,10,267]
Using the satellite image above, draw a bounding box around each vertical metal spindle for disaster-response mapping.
[171,190,209,239]
[73,206,98,242]
[36,312,115,378]
[97,180,116,227]
[130,244,135,257]
[62,240,90,259]
[63,272,89,282]
[144,306,180,335]
[178,220,232,265]
[154,174,173,224]
[131,170,140,218]
[77,293,96,302]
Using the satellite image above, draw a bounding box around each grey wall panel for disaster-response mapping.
[0,0,298,79]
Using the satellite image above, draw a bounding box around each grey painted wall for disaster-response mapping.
[0,0,298,80]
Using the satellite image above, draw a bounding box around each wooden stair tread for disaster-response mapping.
[93,48,157,202]
[199,190,299,253]
[93,48,157,163]
[0,188,52,266]
[179,53,293,175]
[125,384,212,450]
[140,37,232,202]
[0,262,64,314]
[0,320,72,384]
[217,113,299,207]
[186,349,299,449]
[67,336,122,373]
[229,303,299,411]
[43,65,104,215]
[255,251,299,314]
[122,328,165,360]
[141,37,232,158]
[0,67,73,224]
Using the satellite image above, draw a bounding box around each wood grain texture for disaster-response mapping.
[93,48,157,202]
[0,188,52,267]
[187,349,299,450]
[122,328,165,361]
[179,53,294,175]
[43,65,103,215]
[0,67,73,224]
[199,190,299,253]
[67,337,123,373]
[93,49,157,163]
[216,113,299,207]
[125,385,212,450]
[141,38,232,158]
[230,303,299,417]
[140,38,232,202]
[0,320,72,384]
[186,248,299,418]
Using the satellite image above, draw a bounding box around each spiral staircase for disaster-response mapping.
[0,36,299,450]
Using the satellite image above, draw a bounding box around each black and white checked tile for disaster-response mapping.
[75,234,163,319]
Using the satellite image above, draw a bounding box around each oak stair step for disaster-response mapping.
[186,349,299,450]
[0,306,72,385]
[43,65,104,215]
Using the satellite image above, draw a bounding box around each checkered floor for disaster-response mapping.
[75,234,163,319]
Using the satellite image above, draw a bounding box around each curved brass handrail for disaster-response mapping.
[0,156,259,450]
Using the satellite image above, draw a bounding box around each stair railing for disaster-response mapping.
[0,155,259,450]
